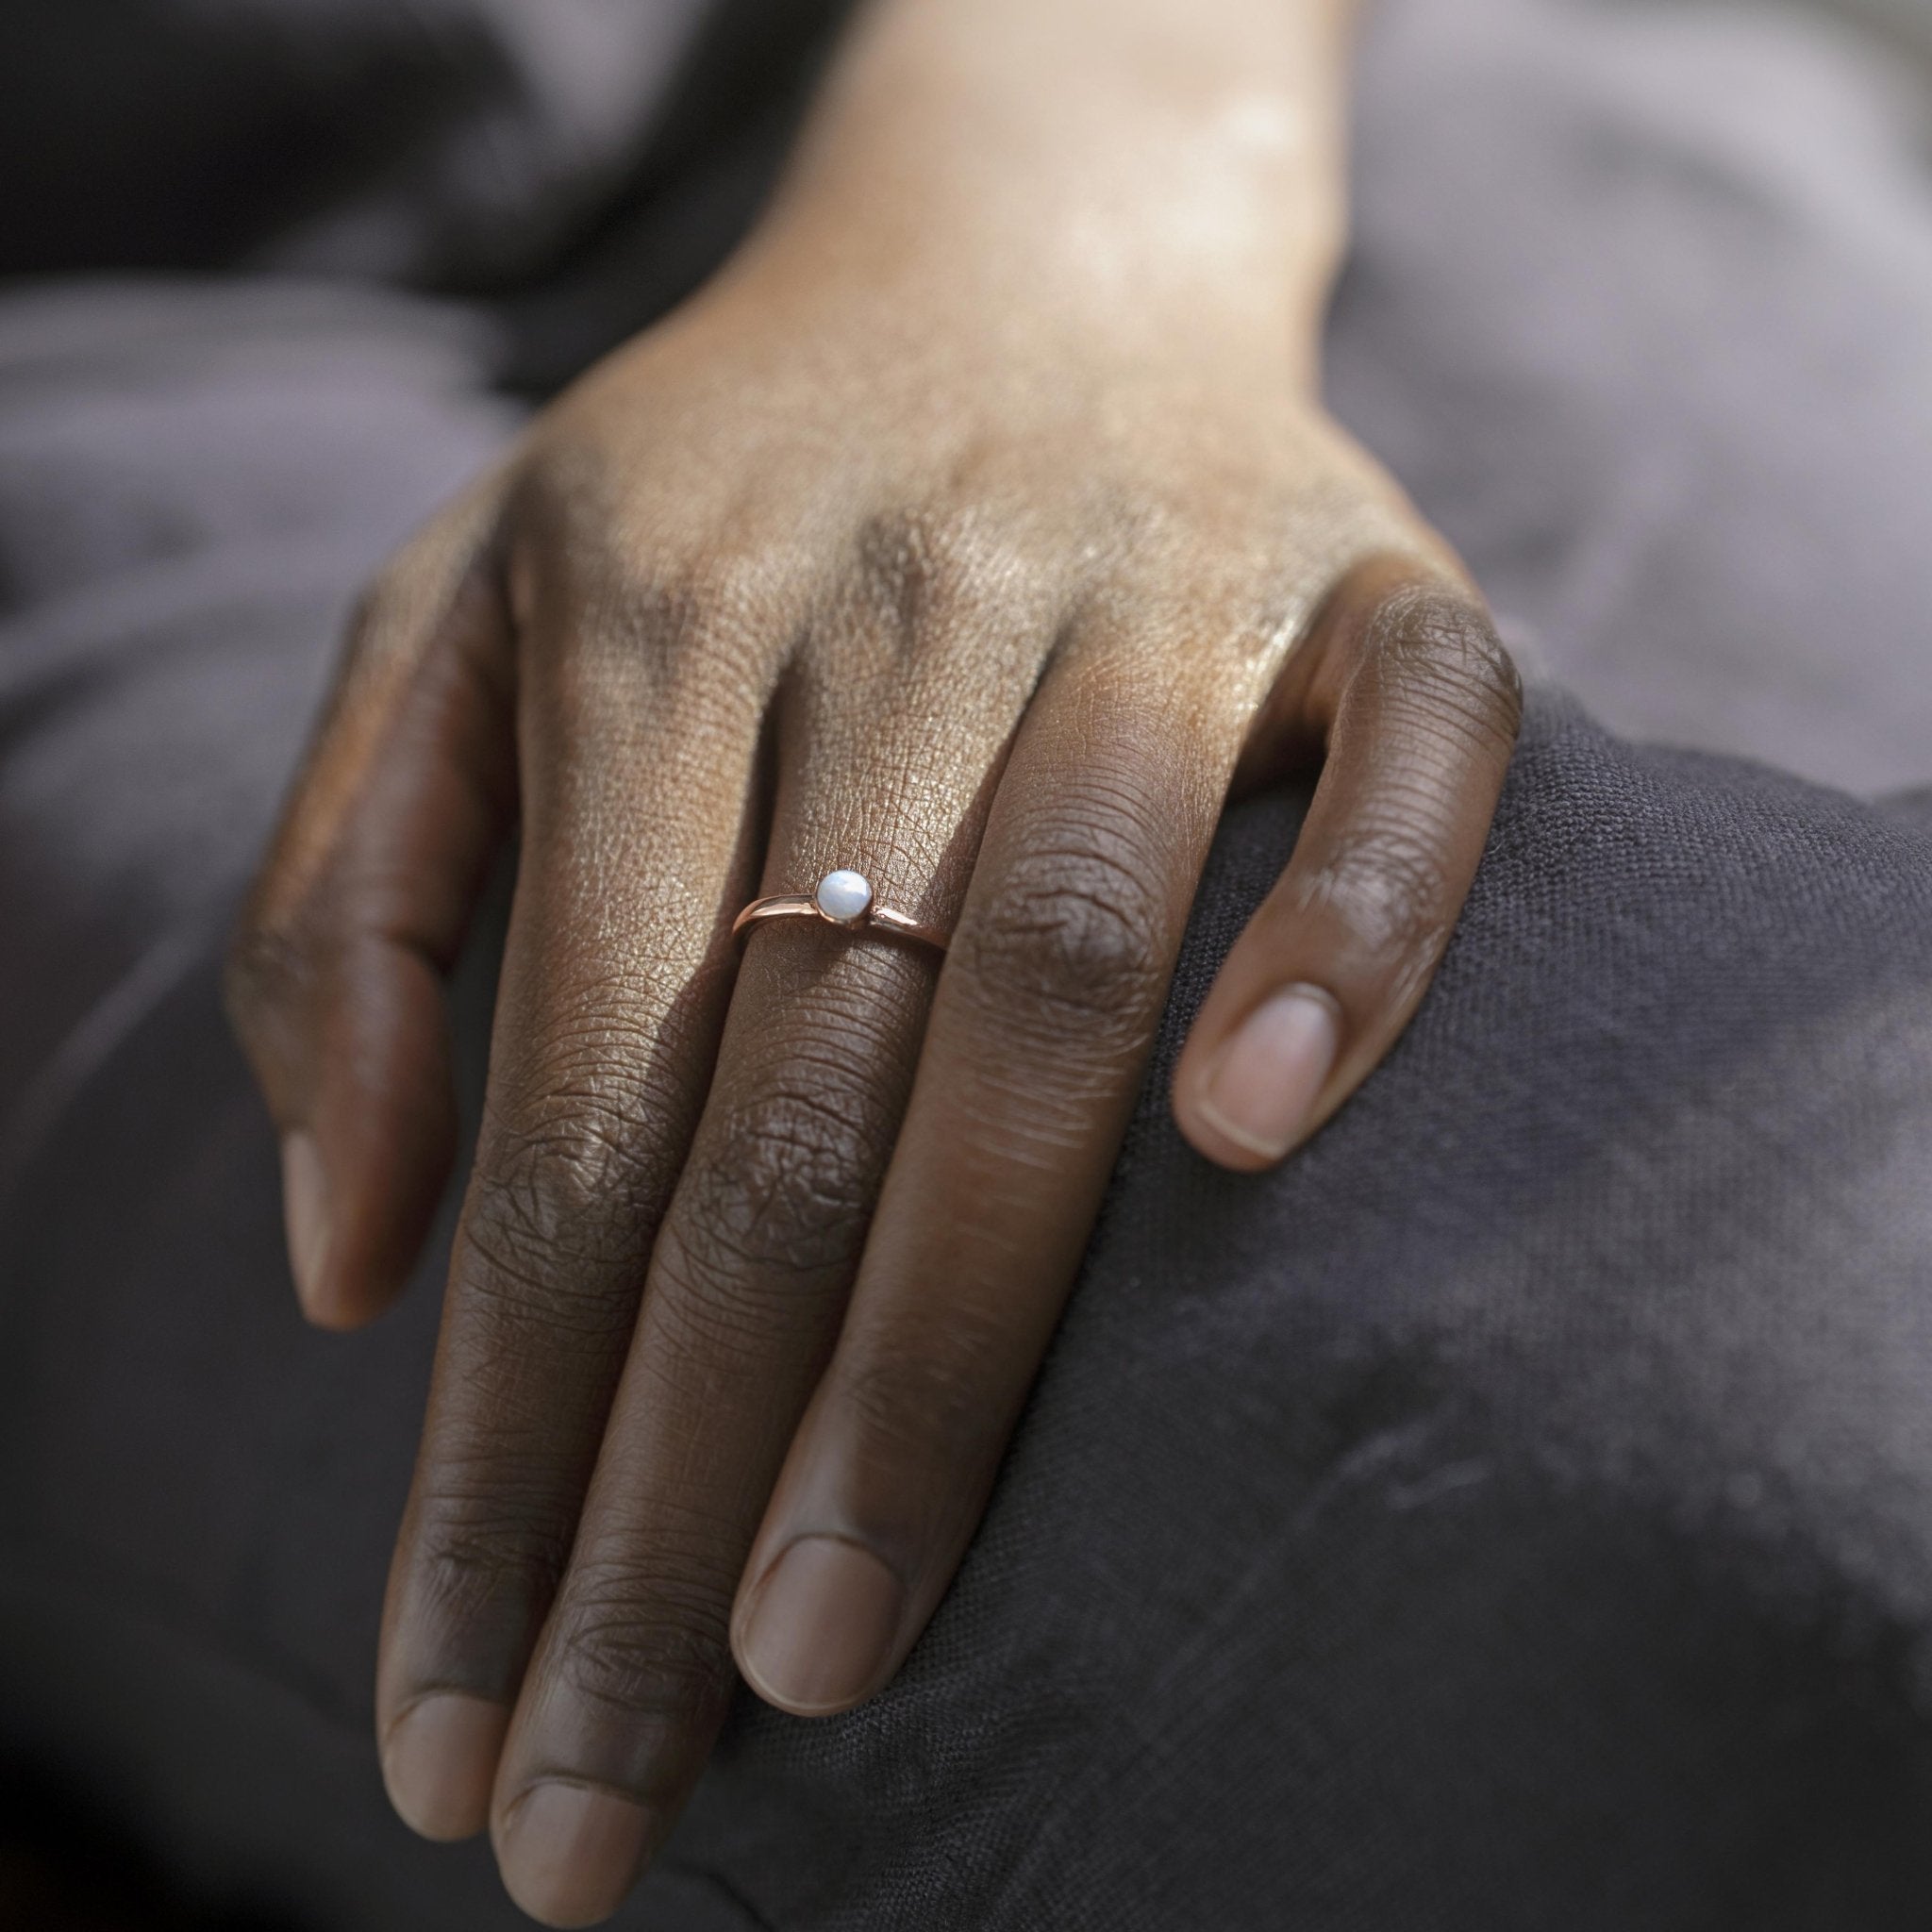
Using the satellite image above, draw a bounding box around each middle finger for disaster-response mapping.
[488,552,1054,1925]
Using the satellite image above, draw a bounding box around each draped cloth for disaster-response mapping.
[3,2,1931,1924]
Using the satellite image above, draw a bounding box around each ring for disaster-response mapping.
[731,870,950,955]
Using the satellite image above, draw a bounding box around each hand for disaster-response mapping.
[226,0,1520,1922]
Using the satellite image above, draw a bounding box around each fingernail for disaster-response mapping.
[498,1782,653,1928]
[735,1535,906,1716]
[381,1691,507,1841]
[1197,984,1342,1161]
[279,1129,332,1317]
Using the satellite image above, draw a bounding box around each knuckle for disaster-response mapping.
[342,552,425,650]
[223,914,308,1033]
[545,1560,736,1724]
[958,813,1171,1039]
[663,1075,880,1313]
[461,1109,663,1339]
[1295,824,1453,978]
[508,465,788,692]
[224,896,345,1081]
[592,555,777,686]
[849,502,1024,642]
[641,548,785,671]
[341,508,493,680]
[1368,588,1524,754]
[328,550,434,677]
[405,1477,576,1641]
[501,441,618,570]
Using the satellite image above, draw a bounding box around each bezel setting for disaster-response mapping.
[812,869,874,926]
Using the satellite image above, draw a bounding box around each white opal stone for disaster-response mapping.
[814,869,874,924]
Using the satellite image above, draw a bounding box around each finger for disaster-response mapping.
[1173,558,1521,1171]
[489,846,938,1926]
[486,547,1052,1926]
[225,493,515,1328]
[375,552,782,1848]
[725,634,1233,1720]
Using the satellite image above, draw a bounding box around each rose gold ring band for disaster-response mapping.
[731,870,949,957]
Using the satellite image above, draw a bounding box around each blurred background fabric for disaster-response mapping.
[0,0,1926,795]
[1818,0,1932,72]
[1331,0,1932,794]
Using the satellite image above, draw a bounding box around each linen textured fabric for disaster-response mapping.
[2,1,1931,1926]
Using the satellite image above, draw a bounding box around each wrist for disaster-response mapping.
[719,0,1349,385]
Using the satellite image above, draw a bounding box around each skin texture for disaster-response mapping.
[225,0,1522,1922]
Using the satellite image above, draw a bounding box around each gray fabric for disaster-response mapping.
[0,0,713,285]
[1333,0,1932,793]
[3,0,1932,1926]
[8,692,1932,1931]
[4,0,1928,774]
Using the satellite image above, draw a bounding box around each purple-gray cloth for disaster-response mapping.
[3,2,1932,1927]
